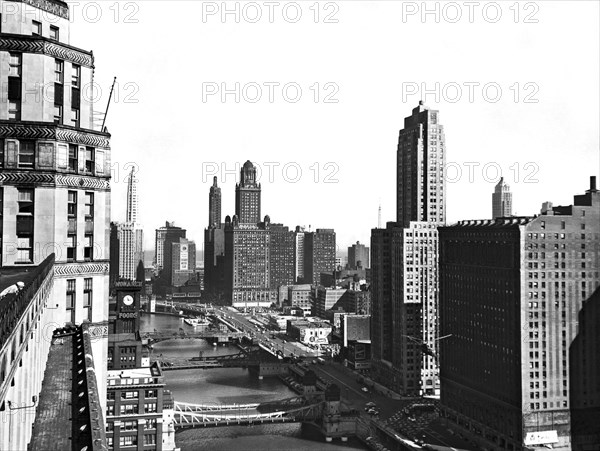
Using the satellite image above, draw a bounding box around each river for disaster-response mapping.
[141,313,367,451]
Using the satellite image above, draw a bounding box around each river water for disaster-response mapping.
[141,313,366,451]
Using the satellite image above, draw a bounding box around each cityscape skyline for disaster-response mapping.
[85,1,598,251]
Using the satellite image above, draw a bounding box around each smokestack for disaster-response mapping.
[590,176,597,192]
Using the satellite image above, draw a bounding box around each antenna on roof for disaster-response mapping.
[101,76,117,132]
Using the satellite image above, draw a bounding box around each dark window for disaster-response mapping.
[84,234,93,260]
[66,279,76,310]
[18,141,35,168]
[50,25,59,40]
[85,147,95,173]
[32,20,42,35]
[68,144,78,171]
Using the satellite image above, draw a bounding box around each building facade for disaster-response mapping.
[493,176,513,219]
[348,241,369,269]
[438,178,600,451]
[269,223,295,290]
[371,102,446,396]
[170,237,196,287]
[304,229,336,285]
[0,0,110,415]
[154,222,185,271]
[294,226,306,283]
[235,160,261,225]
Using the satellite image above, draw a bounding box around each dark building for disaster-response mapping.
[438,177,599,451]
[269,223,296,289]
[204,177,225,298]
[110,222,120,288]
[154,222,186,271]
[170,238,196,287]
[235,160,261,225]
[348,241,369,269]
[304,229,336,285]
[108,281,144,370]
[208,175,222,228]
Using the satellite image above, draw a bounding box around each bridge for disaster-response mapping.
[141,330,245,344]
[173,396,324,428]
[153,350,265,371]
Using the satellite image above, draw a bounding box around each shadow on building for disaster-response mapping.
[570,285,600,450]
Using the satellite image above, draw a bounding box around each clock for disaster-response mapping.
[122,295,134,306]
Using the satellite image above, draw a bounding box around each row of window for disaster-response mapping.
[31,20,60,41]
[106,434,156,448]
[7,52,79,125]
[106,403,158,416]
[1,139,100,174]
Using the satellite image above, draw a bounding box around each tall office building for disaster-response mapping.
[348,241,369,269]
[204,178,225,296]
[371,101,446,396]
[304,229,336,285]
[0,0,111,438]
[170,237,196,287]
[269,223,296,289]
[225,161,273,308]
[110,170,143,283]
[294,226,306,283]
[493,176,513,218]
[438,177,600,451]
[235,160,261,225]
[208,175,221,228]
[155,221,186,271]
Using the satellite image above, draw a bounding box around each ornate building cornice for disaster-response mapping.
[0,171,110,191]
[0,34,92,67]
[0,121,110,148]
[53,261,110,277]
[11,0,70,19]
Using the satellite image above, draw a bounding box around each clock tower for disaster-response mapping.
[108,281,144,369]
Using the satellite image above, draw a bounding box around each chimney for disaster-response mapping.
[590,176,597,192]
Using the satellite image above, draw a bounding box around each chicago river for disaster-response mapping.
[141,314,366,450]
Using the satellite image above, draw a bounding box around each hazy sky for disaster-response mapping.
[68,1,599,254]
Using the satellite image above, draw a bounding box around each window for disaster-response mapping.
[84,234,93,260]
[66,279,76,310]
[83,278,92,310]
[85,147,95,173]
[144,402,157,413]
[119,436,137,447]
[119,404,139,415]
[144,419,157,430]
[32,20,42,35]
[68,144,78,171]
[16,189,34,263]
[143,434,156,446]
[121,391,139,400]
[49,25,59,41]
[8,53,22,120]
[145,390,158,398]
[66,234,76,261]
[85,192,94,217]
[71,64,81,126]
[68,191,77,217]
[54,60,64,124]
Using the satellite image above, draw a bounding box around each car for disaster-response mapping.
[361,386,369,393]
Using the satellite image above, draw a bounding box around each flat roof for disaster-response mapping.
[0,266,38,298]
[29,335,75,450]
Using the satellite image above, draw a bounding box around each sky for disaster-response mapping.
[67,0,600,256]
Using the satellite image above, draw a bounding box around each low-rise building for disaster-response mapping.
[287,284,313,315]
[287,320,332,345]
[315,287,348,319]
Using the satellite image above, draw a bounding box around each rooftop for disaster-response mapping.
[29,325,106,451]
[0,266,38,301]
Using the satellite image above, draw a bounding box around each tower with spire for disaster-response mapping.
[492,177,512,219]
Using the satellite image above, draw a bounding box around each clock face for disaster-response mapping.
[123,295,134,306]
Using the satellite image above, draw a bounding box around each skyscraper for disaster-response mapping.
[493,176,513,218]
[110,169,143,283]
[0,0,111,430]
[371,101,446,396]
[294,226,306,283]
[225,161,273,308]
[438,177,600,451]
[170,237,196,287]
[304,229,336,285]
[269,223,296,289]
[235,160,261,225]
[204,177,225,296]
[208,175,222,228]
[154,222,185,271]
